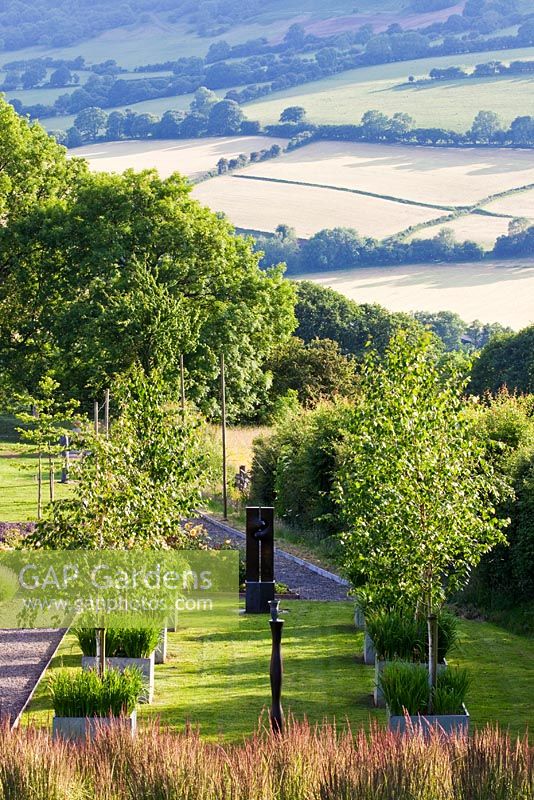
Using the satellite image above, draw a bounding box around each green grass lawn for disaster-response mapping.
[245,45,534,130]
[22,602,534,742]
[0,444,71,521]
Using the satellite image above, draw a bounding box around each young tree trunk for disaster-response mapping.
[37,451,42,519]
[48,451,54,503]
[427,612,439,714]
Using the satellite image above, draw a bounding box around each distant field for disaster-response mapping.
[80,138,534,246]
[237,141,534,207]
[192,175,441,238]
[298,259,534,329]
[482,188,534,219]
[245,46,534,130]
[74,136,288,180]
[0,14,303,70]
[408,214,512,249]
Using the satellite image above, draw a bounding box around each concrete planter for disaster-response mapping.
[374,659,447,707]
[353,604,365,629]
[387,704,469,737]
[82,655,154,703]
[53,710,137,741]
[363,632,376,665]
[154,628,167,665]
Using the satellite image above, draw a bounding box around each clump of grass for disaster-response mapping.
[366,608,425,661]
[379,661,430,715]
[365,607,459,662]
[380,663,471,716]
[49,668,144,718]
[73,625,160,658]
[433,668,471,715]
[0,720,531,800]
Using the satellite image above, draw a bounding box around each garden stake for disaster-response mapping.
[220,353,228,520]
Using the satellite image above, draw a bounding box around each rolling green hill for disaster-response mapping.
[245,46,534,131]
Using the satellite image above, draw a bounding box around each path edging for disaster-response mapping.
[197,512,350,587]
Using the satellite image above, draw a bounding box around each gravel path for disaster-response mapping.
[0,628,65,726]
[196,514,350,601]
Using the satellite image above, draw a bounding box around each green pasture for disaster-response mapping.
[246,46,534,130]
[0,14,300,71]
[22,602,534,741]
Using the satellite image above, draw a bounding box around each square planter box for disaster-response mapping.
[387,704,469,737]
[82,654,154,703]
[363,632,376,665]
[53,710,137,742]
[374,659,447,707]
[354,604,365,630]
[154,628,167,665]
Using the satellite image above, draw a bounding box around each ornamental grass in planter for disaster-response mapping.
[75,624,160,703]
[366,608,459,705]
[379,661,470,736]
[49,667,144,741]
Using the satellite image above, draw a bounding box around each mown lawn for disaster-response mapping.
[22,602,533,742]
[0,443,70,522]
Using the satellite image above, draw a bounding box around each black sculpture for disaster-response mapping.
[269,599,284,734]
[245,506,275,613]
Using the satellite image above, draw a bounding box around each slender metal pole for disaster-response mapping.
[180,355,186,413]
[220,353,228,521]
[94,400,99,437]
[104,389,110,438]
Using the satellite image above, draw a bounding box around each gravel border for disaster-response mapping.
[0,627,66,727]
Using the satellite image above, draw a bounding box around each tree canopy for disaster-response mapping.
[469,325,534,395]
[0,99,296,419]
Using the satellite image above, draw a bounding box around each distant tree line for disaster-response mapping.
[253,222,534,275]
[253,225,485,275]
[267,107,534,148]
[48,89,264,147]
[426,58,534,81]
[48,98,534,150]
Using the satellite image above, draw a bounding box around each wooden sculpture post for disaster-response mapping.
[269,599,284,734]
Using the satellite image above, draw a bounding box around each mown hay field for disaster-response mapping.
[73,136,287,181]
[245,45,534,131]
[482,188,534,218]
[192,175,441,238]
[298,259,534,329]
[236,141,534,207]
[408,214,512,249]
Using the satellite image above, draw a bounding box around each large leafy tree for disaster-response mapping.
[336,332,511,699]
[0,150,295,418]
[294,281,422,357]
[0,97,86,226]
